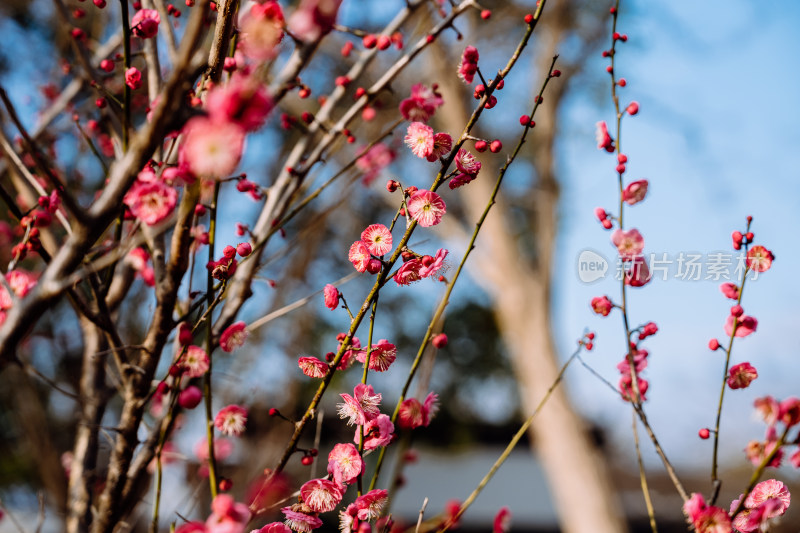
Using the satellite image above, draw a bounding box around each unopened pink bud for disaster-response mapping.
[223,56,237,72]
[377,35,391,50]
[366,259,382,274]
[594,207,607,221]
[626,102,639,115]
[178,322,193,345]
[178,386,203,409]
[730,305,744,317]
[432,333,448,348]
[362,34,377,49]
[236,243,252,257]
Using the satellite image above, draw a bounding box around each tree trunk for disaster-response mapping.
[432,2,629,531]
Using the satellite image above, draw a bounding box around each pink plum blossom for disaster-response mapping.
[624,255,651,287]
[182,345,210,377]
[287,0,342,42]
[744,479,790,516]
[719,282,739,300]
[240,1,285,61]
[394,258,422,286]
[253,524,291,533]
[398,398,425,429]
[176,523,207,533]
[754,396,780,426]
[611,228,644,259]
[348,240,371,273]
[427,132,453,162]
[404,122,434,159]
[449,148,481,189]
[131,9,160,38]
[358,414,394,450]
[693,507,732,533]
[323,284,339,310]
[595,121,615,152]
[622,179,648,205]
[0,270,37,324]
[281,505,322,533]
[727,362,758,389]
[357,340,397,372]
[455,148,482,176]
[206,494,250,533]
[398,392,438,430]
[682,493,731,533]
[182,117,245,178]
[779,397,800,426]
[215,405,248,437]
[361,224,393,256]
[298,356,328,378]
[419,248,448,278]
[353,489,388,521]
[591,296,613,316]
[206,73,274,132]
[399,83,444,122]
[724,315,757,337]
[683,493,707,523]
[220,321,248,352]
[731,479,790,532]
[300,478,344,513]
[407,189,446,227]
[123,180,178,226]
[746,245,774,273]
[327,443,363,486]
[125,67,142,90]
[338,384,382,426]
[492,507,511,533]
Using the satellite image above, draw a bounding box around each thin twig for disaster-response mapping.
[632,410,658,533]
[437,347,580,533]
[415,498,429,533]
[247,272,360,332]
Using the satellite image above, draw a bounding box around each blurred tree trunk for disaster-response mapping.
[434,3,628,532]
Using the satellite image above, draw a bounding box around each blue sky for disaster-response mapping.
[552,0,800,476]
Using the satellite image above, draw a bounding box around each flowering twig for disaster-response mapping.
[728,425,790,519]
[215,0,474,335]
[204,181,222,499]
[371,50,560,492]
[632,409,658,533]
[709,220,752,504]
